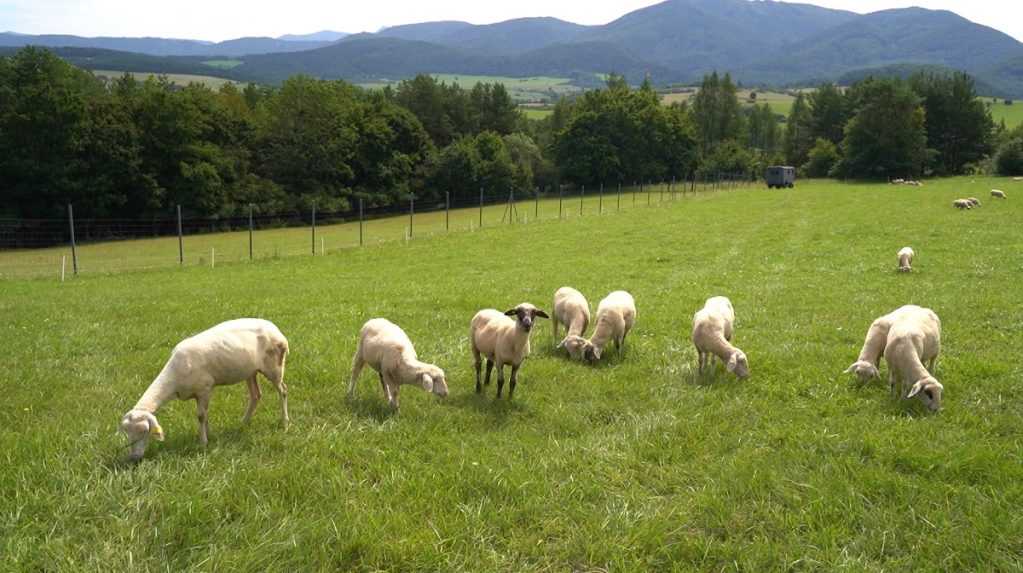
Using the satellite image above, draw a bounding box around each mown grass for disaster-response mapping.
[1,178,1022,571]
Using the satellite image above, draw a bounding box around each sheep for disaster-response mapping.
[119,319,289,462]
[348,318,448,409]
[563,291,637,363]
[891,178,905,185]
[692,296,749,380]
[953,199,973,210]
[991,189,1007,199]
[967,197,981,207]
[884,306,943,411]
[552,287,591,360]
[897,247,915,273]
[471,303,549,398]
[843,305,927,382]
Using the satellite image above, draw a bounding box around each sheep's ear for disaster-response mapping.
[504,309,519,316]
[149,423,165,442]
[556,338,567,349]
[907,381,925,398]
[843,364,856,375]
[420,373,434,392]
[534,310,550,319]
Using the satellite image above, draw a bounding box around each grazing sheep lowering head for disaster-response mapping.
[844,360,881,382]
[726,350,750,380]
[504,304,550,333]
[907,378,943,412]
[119,409,164,462]
[557,335,589,361]
[419,364,449,398]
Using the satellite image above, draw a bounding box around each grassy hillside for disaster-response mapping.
[986,99,1023,128]
[2,178,1022,570]
[92,70,237,89]
[361,74,580,103]
[662,89,796,116]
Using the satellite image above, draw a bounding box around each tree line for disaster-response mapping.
[1,47,1018,221]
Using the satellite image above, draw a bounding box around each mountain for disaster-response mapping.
[0,46,223,77]
[278,31,348,42]
[977,57,1023,100]
[378,21,474,43]
[430,18,591,57]
[743,8,1023,84]
[577,0,858,76]
[0,32,330,57]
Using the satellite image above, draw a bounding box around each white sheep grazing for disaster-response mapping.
[471,303,549,398]
[967,197,981,207]
[552,287,591,360]
[953,199,972,210]
[565,290,637,363]
[884,305,943,411]
[692,296,749,379]
[991,189,1007,199]
[119,319,290,462]
[348,318,448,409]
[897,247,915,273]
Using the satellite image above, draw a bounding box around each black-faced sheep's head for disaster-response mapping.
[119,409,164,462]
[908,377,943,412]
[504,303,549,333]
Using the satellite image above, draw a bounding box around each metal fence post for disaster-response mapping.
[617,182,622,211]
[445,191,450,232]
[176,204,183,266]
[558,186,563,220]
[67,204,78,275]
[479,187,484,229]
[409,193,414,240]
[535,187,540,220]
[633,181,637,207]
[580,185,584,217]
[311,203,317,255]
[647,182,651,206]
[248,204,253,261]
[599,183,604,214]
[359,198,364,246]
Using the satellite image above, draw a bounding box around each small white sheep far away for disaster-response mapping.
[348,318,448,409]
[991,189,1007,199]
[692,296,749,380]
[471,303,549,398]
[897,247,914,273]
[119,318,290,462]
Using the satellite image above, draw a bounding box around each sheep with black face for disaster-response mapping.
[470,303,549,399]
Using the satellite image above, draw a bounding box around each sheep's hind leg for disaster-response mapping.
[473,348,483,394]
[242,374,262,424]
[268,372,290,430]
[484,359,494,387]
[495,363,506,398]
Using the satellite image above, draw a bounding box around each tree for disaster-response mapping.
[784,93,814,167]
[808,83,850,146]
[691,72,745,153]
[910,72,994,175]
[834,78,930,179]
[747,104,780,154]
[994,125,1023,175]
[803,138,841,177]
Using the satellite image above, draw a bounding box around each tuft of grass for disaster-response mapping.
[1,178,1022,570]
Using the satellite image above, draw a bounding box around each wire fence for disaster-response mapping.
[0,174,756,279]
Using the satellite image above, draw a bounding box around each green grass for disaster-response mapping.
[360,74,581,102]
[202,59,244,70]
[2,178,1022,570]
[520,106,553,120]
[91,70,237,89]
[985,99,1023,129]
[663,90,795,116]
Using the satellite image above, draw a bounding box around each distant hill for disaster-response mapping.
[6,1,1023,98]
[277,31,348,42]
[743,8,1023,84]
[0,32,330,56]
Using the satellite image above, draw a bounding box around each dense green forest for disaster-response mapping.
[0,47,1017,221]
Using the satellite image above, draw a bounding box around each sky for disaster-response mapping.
[1,0,1020,42]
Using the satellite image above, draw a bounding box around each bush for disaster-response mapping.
[995,137,1023,175]
[802,138,841,177]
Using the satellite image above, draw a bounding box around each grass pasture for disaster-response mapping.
[2,178,1023,570]
[91,70,237,89]
[986,99,1023,129]
[201,59,244,70]
[662,89,796,116]
[360,74,581,102]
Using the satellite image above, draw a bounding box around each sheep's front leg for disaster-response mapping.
[495,363,506,398]
[268,374,290,430]
[509,364,520,399]
[698,351,706,374]
[473,349,483,394]
[379,372,389,399]
[388,383,400,410]
[889,370,899,399]
[484,360,494,387]
[196,393,211,447]
[242,374,262,424]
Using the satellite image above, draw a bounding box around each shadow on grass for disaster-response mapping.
[444,389,528,426]
[346,394,397,423]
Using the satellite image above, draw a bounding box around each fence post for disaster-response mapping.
[409,193,414,240]
[445,191,450,232]
[659,181,664,203]
[311,203,317,255]
[647,182,651,206]
[633,181,637,206]
[558,186,563,220]
[580,185,585,217]
[479,187,484,229]
[671,177,676,200]
[67,204,78,275]
[359,198,364,246]
[617,182,622,211]
[599,183,604,215]
[175,204,182,266]
[248,204,253,261]
[535,187,540,220]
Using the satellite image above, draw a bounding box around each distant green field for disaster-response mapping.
[360,74,581,103]
[662,89,795,116]
[202,59,244,70]
[520,106,553,120]
[92,70,236,89]
[985,99,1023,129]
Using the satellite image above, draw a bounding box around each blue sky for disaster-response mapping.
[1,0,1020,42]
